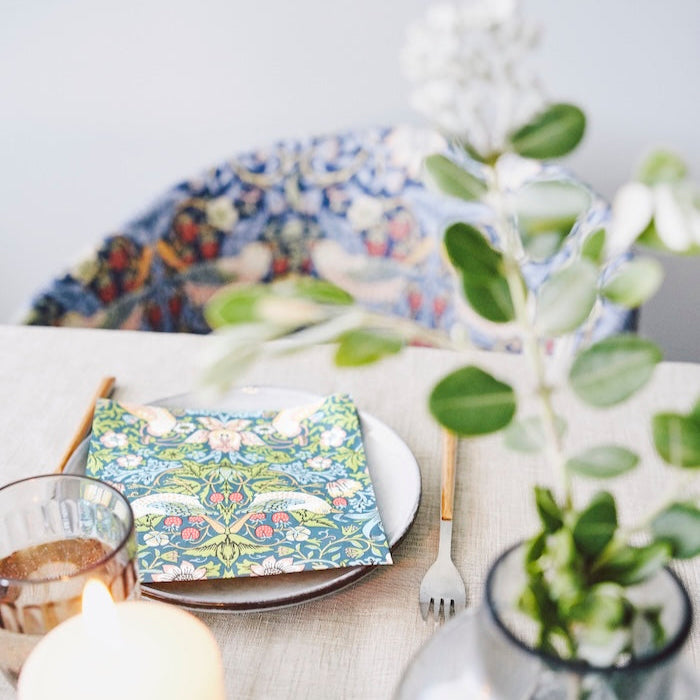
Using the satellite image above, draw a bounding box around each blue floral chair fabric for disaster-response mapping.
[23,125,633,350]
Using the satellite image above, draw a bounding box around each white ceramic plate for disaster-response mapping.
[65,386,421,612]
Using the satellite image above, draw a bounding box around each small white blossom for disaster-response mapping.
[152,560,207,582]
[386,126,448,179]
[100,430,127,448]
[320,426,346,448]
[205,196,238,231]
[281,218,305,241]
[116,454,142,468]
[347,195,385,231]
[307,456,332,471]
[250,555,305,576]
[144,530,170,547]
[401,0,545,157]
[493,153,542,192]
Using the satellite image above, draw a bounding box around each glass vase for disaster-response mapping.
[483,542,695,699]
[397,542,698,700]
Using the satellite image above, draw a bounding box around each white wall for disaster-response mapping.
[527,1,700,361]
[1,0,698,358]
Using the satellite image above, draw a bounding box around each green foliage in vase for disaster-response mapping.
[202,103,700,667]
[415,108,700,663]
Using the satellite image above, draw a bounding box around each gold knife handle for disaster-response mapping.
[440,429,458,521]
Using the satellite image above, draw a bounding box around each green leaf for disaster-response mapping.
[444,222,502,280]
[549,567,585,614]
[461,141,489,164]
[652,412,700,467]
[205,285,268,327]
[534,486,563,533]
[293,277,354,305]
[548,529,577,569]
[569,335,662,407]
[515,181,591,259]
[205,278,353,330]
[462,280,516,323]
[635,219,668,252]
[518,572,563,636]
[601,258,664,309]
[508,103,586,159]
[582,228,606,264]
[637,218,700,256]
[569,585,625,628]
[515,180,591,225]
[523,232,566,262]
[566,445,639,479]
[525,532,547,570]
[424,154,487,201]
[335,329,403,366]
[572,491,617,558]
[429,366,516,436]
[444,222,517,322]
[504,415,567,453]
[592,542,671,586]
[637,150,688,186]
[536,259,598,335]
[651,502,700,558]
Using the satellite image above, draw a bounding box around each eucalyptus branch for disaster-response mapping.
[488,166,572,507]
[203,54,700,666]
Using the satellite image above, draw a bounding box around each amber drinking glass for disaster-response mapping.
[0,474,139,685]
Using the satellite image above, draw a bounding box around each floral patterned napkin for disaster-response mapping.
[86,394,392,582]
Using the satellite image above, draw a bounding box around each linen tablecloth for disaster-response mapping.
[0,325,698,699]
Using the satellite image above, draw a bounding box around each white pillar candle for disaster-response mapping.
[18,580,225,700]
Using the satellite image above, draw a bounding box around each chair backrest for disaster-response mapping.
[23,125,633,349]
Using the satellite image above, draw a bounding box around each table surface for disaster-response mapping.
[1,324,699,699]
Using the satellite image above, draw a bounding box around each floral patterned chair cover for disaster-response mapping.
[23,125,633,351]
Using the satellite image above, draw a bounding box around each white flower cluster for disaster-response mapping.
[400,0,545,157]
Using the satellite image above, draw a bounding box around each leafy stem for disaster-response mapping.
[489,165,572,509]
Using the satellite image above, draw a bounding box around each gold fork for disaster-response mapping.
[418,429,466,620]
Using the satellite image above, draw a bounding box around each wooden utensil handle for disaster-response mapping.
[55,376,116,473]
[440,429,458,521]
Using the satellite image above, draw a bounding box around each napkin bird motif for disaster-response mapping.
[86,394,392,582]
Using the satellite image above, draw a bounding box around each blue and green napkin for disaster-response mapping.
[86,394,392,582]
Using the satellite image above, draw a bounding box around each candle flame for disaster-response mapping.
[82,579,120,643]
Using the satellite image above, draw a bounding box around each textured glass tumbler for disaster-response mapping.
[0,474,140,685]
